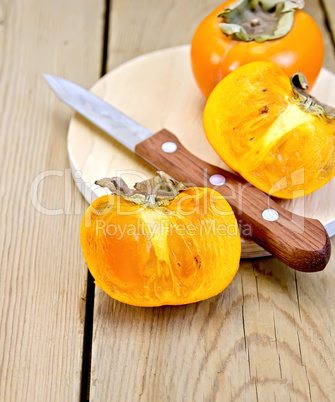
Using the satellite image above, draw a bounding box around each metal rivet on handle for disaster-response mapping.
[209,174,226,186]
[262,209,279,222]
[161,142,177,153]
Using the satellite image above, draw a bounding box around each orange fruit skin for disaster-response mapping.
[80,188,241,307]
[191,0,324,98]
[203,61,335,199]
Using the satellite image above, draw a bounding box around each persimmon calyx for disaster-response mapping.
[291,72,335,120]
[95,171,187,207]
[218,0,304,42]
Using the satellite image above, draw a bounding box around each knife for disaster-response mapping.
[43,74,331,273]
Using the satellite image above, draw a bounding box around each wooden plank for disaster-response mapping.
[304,0,335,72]
[107,0,220,70]
[89,0,335,400]
[90,252,335,400]
[322,0,335,48]
[91,269,256,400]
[0,0,104,400]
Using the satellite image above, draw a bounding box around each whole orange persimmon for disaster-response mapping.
[191,0,324,98]
[203,61,335,199]
[80,173,241,307]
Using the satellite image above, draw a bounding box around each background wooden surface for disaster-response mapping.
[1,0,335,401]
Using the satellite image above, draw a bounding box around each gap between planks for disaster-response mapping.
[80,1,111,400]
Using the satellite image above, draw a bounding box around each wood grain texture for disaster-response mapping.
[91,250,335,400]
[87,0,335,400]
[321,0,335,52]
[107,0,220,70]
[304,0,335,73]
[135,129,330,272]
[0,0,104,400]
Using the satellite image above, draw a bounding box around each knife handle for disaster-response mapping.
[135,129,331,272]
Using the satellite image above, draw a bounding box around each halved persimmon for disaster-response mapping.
[80,173,241,306]
[203,61,335,199]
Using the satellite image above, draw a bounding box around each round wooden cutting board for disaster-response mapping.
[68,45,335,259]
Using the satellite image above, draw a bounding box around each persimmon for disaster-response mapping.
[203,61,335,199]
[191,0,324,98]
[80,172,241,307]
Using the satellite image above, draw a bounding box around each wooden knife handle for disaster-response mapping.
[135,129,331,272]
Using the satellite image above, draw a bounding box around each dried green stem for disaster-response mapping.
[290,72,335,120]
[218,0,304,42]
[95,171,187,207]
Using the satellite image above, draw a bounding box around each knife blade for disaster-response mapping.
[43,74,153,151]
[43,74,331,272]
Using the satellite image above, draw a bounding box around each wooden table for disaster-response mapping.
[1,0,335,400]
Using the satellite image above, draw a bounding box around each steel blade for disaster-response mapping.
[43,74,154,151]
